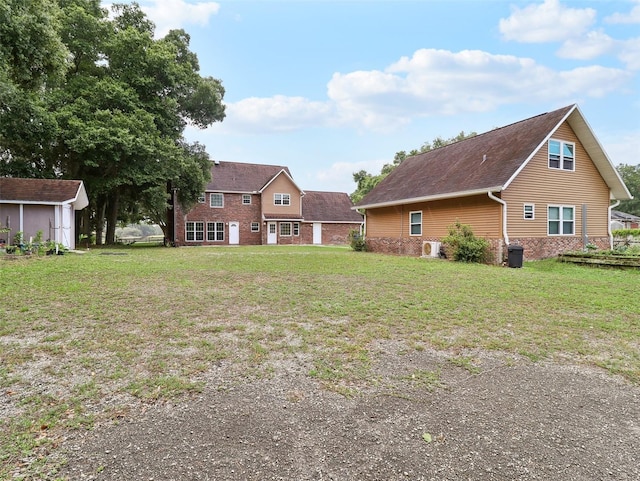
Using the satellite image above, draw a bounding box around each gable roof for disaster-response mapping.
[206,161,296,193]
[0,178,89,209]
[355,104,631,209]
[302,191,364,223]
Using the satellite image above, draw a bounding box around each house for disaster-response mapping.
[0,178,89,249]
[171,161,363,246]
[611,210,640,230]
[353,104,632,262]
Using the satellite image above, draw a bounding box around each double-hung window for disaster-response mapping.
[210,193,223,208]
[197,193,205,204]
[548,205,574,235]
[251,222,260,232]
[242,194,251,205]
[186,221,204,241]
[280,222,292,236]
[293,222,300,236]
[548,140,575,171]
[274,193,290,206]
[207,222,224,241]
[409,211,422,236]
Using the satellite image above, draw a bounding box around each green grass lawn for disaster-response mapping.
[1,245,639,479]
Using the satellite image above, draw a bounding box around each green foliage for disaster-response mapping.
[442,221,490,263]
[1,0,226,245]
[612,228,640,238]
[616,164,640,216]
[348,229,367,251]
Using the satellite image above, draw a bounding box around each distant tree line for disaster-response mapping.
[0,0,225,244]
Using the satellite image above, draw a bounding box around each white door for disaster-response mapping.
[229,221,239,245]
[267,222,277,244]
[313,222,322,245]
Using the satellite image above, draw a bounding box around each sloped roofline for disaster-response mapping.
[0,179,89,210]
[259,169,305,195]
[502,104,632,200]
[353,187,503,210]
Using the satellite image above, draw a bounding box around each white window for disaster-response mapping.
[207,222,224,241]
[197,193,205,203]
[280,222,292,236]
[186,221,204,241]
[548,205,575,235]
[524,204,535,220]
[210,193,223,208]
[293,222,300,236]
[409,211,422,236]
[242,194,251,205]
[274,193,291,206]
[251,222,260,232]
[548,139,575,171]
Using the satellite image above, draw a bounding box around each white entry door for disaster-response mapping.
[267,222,277,244]
[312,222,322,245]
[229,221,239,245]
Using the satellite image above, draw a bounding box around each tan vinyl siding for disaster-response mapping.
[366,195,502,238]
[503,121,611,238]
[261,174,302,216]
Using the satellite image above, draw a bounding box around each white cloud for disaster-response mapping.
[556,30,616,60]
[216,49,631,134]
[134,0,221,37]
[618,37,640,70]
[314,159,388,193]
[605,0,640,24]
[225,95,333,133]
[499,0,596,43]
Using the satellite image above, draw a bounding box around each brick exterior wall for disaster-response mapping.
[174,192,362,247]
[175,193,263,246]
[365,235,612,263]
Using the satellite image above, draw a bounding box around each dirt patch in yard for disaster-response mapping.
[58,344,639,480]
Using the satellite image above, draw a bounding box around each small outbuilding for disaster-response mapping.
[0,178,89,249]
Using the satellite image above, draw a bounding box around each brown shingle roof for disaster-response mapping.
[206,161,293,192]
[356,105,575,207]
[302,191,364,223]
[0,178,85,204]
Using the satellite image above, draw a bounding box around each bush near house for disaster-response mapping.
[441,221,490,263]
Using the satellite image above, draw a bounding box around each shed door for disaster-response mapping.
[312,223,322,245]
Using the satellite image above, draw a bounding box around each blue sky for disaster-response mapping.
[109,0,640,194]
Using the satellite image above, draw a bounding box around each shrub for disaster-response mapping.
[442,221,490,263]
[348,230,367,252]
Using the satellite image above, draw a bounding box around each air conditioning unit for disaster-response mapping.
[422,241,441,258]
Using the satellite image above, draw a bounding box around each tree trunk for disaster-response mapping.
[105,190,120,244]
[95,195,106,246]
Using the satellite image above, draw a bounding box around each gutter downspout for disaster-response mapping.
[608,199,620,249]
[487,191,509,246]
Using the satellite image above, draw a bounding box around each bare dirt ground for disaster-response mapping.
[58,344,639,481]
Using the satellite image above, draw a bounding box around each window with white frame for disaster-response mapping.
[548,139,575,171]
[280,222,292,236]
[524,204,535,220]
[207,222,224,241]
[274,193,291,206]
[293,222,300,236]
[197,193,205,203]
[242,194,251,205]
[210,193,223,208]
[409,211,422,236]
[251,222,260,232]
[186,221,204,241]
[548,205,574,235]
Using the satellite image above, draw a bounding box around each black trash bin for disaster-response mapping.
[507,245,524,268]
